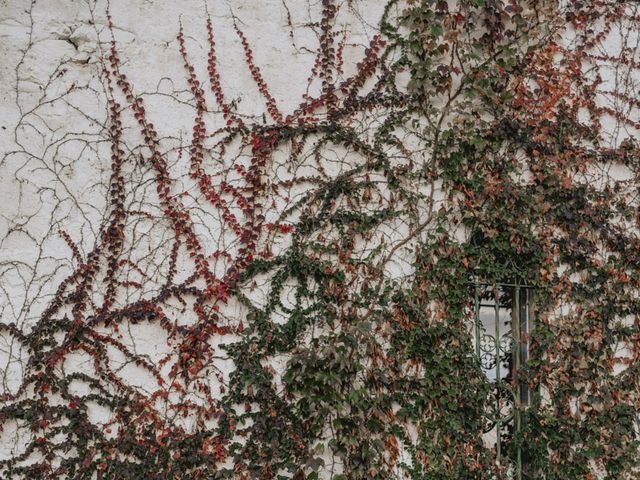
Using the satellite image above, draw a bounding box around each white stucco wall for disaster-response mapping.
[0,0,399,472]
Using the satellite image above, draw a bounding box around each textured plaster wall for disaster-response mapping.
[0,0,394,467]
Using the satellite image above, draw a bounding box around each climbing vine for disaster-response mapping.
[1,0,639,479]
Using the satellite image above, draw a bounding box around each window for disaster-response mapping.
[472,282,535,479]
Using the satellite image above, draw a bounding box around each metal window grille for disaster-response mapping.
[473,282,535,479]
